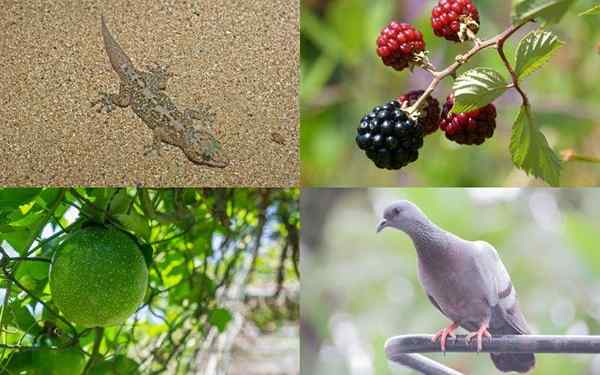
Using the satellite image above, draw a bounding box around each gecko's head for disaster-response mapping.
[376,200,426,233]
[184,129,228,168]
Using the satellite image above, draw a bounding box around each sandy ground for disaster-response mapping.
[0,0,298,187]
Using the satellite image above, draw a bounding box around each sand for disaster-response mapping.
[0,0,298,187]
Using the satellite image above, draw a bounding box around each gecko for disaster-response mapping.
[92,16,228,168]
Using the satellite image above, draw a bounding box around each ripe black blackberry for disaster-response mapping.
[376,22,426,71]
[439,95,497,145]
[431,0,480,42]
[397,90,441,135]
[356,101,425,170]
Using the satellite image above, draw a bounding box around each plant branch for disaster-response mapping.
[496,36,528,106]
[410,21,530,113]
[83,327,104,374]
[561,149,600,164]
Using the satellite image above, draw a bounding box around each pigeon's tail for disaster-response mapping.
[489,323,535,373]
[490,353,535,373]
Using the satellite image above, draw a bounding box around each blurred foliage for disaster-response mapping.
[0,188,299,374]
[301,0,600,186]
[301,188,600,374]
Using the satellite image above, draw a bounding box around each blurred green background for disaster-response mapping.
[301,0,600,187]
[301,188,600,374]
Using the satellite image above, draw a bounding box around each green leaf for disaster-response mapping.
[579,4,600,15]
[139,243,154,267]
[208,308,233,332]
[88,355,140,375]
[0,189,41,210]
[451,68,508,113]
[514,30,564,80]
[114,213,151,241]
[510,105,561,186]
[15,260,50,281]
[6,300,42,334]
[513,0,577,24]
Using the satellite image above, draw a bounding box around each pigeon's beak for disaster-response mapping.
[376,219,387,233]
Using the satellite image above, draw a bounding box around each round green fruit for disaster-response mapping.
[49,226,148,328]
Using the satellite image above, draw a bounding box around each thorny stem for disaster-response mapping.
[409,21,531,114]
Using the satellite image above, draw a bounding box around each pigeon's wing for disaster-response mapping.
[474,241,531,335]
[427,293,447,317]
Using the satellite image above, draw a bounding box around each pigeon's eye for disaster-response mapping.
[393,208,401,215]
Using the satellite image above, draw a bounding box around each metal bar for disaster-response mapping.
[388,353,464,375]
[385,335,600,355]
[385,335,600,375]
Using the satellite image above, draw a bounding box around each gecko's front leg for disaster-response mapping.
[91,81,132,113]
[145,62,173,91]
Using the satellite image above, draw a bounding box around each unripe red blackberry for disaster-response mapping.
[376,22,426,71]
[397,90,441,135]
[439,95,496,145]
[431,0,480,42]
[356,100,425,170]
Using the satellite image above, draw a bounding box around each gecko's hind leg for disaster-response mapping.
[143,129,165,158]
[184,105,216,125]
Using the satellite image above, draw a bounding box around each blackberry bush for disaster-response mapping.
[356,101,424,170]
[355,0,577,186]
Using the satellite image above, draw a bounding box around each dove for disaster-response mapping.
[376,200,535,373]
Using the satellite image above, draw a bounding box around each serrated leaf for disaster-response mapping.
[579,4,600,15]
[514,30,564,80]
[513,0,577,24]
[510,105,561,186]
[451,68,508,113]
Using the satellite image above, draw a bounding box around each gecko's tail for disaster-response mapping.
[101,15,133,76]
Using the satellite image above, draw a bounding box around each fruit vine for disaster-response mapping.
[0,188,299,374]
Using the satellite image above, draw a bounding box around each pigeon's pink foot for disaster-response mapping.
[432,322,459,352]
[465,322,492,352]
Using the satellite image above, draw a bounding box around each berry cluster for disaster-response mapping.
[358,0,501,170]
[397,90,441,135]
[355,101,424,170]
[376,22,425,71]
[431,0,480,42]
[439,96,496,145]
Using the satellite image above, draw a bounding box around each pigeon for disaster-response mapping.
[376,200,535,373]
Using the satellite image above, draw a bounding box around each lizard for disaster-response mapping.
[92,15,228,168]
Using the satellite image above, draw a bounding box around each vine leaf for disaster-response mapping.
[208,308,233,332]
[513,0,577,24]
[579,4,600,16]
[514,30,564,80]
[510,104,561,186]
[451,68,508,113]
